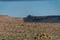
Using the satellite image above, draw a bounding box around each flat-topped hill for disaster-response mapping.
[24,15,60,23]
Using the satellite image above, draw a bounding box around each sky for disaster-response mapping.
[0,0,60,17]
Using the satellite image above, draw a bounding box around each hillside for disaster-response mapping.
[0,15,60,40]
[0,15,23,22]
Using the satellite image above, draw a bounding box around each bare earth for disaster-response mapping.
[0,15,60,40]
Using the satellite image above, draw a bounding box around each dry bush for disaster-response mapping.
[34,33,53,40]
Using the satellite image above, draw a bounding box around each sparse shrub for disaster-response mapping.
[21,24,24,26]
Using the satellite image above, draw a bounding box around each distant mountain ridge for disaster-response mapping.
[24,15,60,23]
[0,15,60,23]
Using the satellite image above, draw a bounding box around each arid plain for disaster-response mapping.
[0,15,60,40]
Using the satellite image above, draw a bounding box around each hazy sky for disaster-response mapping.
[0,0,60,17]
